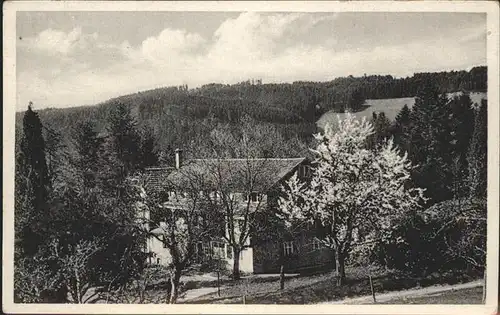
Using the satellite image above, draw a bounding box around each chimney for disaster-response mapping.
[175,148,183,169]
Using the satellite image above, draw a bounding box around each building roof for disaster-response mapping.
[144,158,306,193]
[142,166,176,192]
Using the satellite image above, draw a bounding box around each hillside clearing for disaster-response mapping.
[317,92,487,129]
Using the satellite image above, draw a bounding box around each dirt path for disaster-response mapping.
[178,286,228,302]
[319,280,483,304]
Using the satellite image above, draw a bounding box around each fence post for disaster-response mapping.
[242,295,246,304]
[369,275,376,303]
[280,264,285,290]
[217,269,221,297]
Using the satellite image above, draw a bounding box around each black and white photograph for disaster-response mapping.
[3,1,499,313]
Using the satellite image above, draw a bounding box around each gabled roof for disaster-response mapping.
[142,166,176,192]
[144,158,306,193]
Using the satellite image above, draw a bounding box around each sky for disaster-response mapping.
[16,11,487,110]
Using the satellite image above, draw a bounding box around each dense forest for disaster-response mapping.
[16,66,487,161]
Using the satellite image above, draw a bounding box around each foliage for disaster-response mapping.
[15,103,52,256]
[373,198,486,276]
[407,81,454,204]
[102,102,142,185]
[279,113,425,285]
[17,67,487,162]
[346,88,366,112]
[425,198,486,269]
[53,238,103,303]
[14,251,65,303]
[467,100,487,198]
[103,264,171,304]
[14,105,149,303]
[139,125,159,168]
[367,111,391,149]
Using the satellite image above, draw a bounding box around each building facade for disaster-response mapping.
[142,150,335,274]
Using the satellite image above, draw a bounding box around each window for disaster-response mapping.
[212,241,226,259]
[283,241,295,256]
[312,238,322,251]
[196,242,210,257]
[202,243,212,257]
[244,192,260,203]
[298,165,311,178]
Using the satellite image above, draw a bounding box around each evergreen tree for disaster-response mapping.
[467,100,487,198]
[448,93,475,198]
[449,93,475,161]
[408,82,454,204]
[347,88,365,112]
[43,125,67,186]
[368,111,391,149]
[139,126,159,169]
[15,103,52,255]
[72,120,104,189]
[102,102,141,191]
[334,101,346,113]
[392,104,412,153]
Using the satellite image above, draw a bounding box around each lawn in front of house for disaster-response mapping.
[184,265,481,304]
[379,286,483,304]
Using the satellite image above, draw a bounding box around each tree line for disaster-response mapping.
[16,66,486,162]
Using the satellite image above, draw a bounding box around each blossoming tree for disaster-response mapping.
[278,113,425,285]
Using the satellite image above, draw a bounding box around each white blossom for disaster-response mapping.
[279,113,426,257]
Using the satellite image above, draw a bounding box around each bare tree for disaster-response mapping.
[200,157,275,280]
[59,239,103,304]
[14,238,103,304]
[134,169,220,303]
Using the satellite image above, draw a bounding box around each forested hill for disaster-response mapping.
[16,66,487,158]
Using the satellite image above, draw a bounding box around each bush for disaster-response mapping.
[372,198,486,277]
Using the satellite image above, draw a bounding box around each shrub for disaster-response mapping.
[372,198,486,276]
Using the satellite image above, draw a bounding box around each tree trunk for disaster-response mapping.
[279,264,285,290]
[168,269,182,304]
[233,249,241,280]
[335,251,346,286]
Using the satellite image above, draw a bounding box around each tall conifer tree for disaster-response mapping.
[448,93,475,198]
[102,102,141,193]
[408,81,454,204]
[392,104,412,152]
[15,103,51,255]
